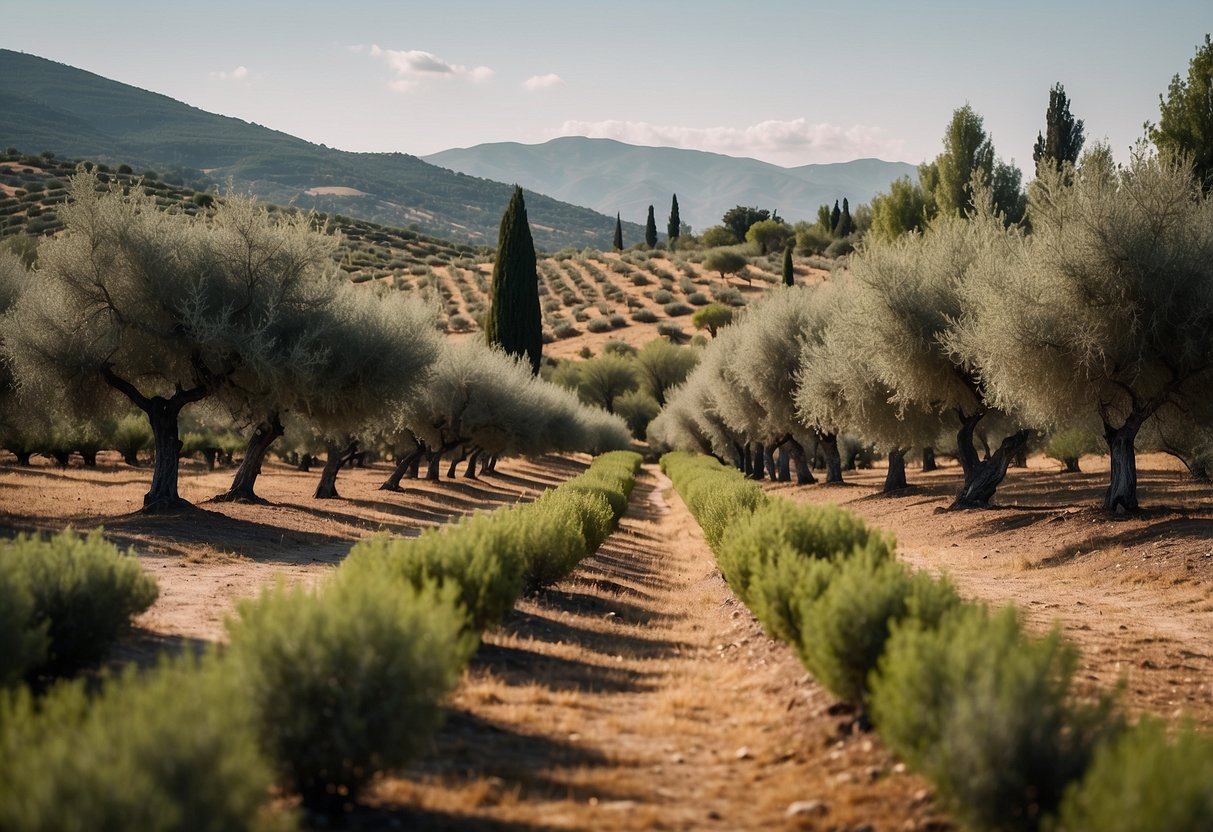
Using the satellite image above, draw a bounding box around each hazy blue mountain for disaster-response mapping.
[0,50,644,250]
[425,137,917,232]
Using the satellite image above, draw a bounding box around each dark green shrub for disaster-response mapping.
[109,414,152,464]
[653,289,674,304]
[662,452,768,550]
[608,313,627,328]
[663,301,693,317]
[870,605,1120,832]
[1054,718,1213,832]
[632,308,658,323]
[586,317,612,333]
[227,575,469,814]
[0,558,47,685]
[0,654,279,832]
[3,530,158,675]
[798,550,960,705]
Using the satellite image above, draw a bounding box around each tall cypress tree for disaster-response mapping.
[644,205,657,248]
[485,186,542,375]
[830,200,841,234]
[613,213,623,250]
[782,244,794,287]
[838,198,855,237]
[1033,83,1085,173]
[667,194,681,246]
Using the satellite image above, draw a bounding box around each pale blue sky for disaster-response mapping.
[3,1,1208,171]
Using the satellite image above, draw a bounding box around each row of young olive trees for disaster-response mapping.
[0,172,630,510]
[650,154,1213,511]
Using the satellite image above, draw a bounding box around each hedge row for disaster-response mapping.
[0,530,158,683]
[661,451,1213,832]
[0,452,642,828]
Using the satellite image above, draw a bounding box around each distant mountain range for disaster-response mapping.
[425,138,917,232]
[0,50,645,250]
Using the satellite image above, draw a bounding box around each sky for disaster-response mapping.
[2,1,1209,172]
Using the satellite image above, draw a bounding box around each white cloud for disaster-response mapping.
[523,73,564,92]
[209,65,249,82]
[554,118,906,165]
[368,45,493,91]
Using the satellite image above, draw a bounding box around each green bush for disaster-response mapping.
[227,575,470,814]
[1054,718,1213,832]
[0,557,47,685]
[1044,427,1100,471]
[0,654,280,832]
[2,530,158,675]
[109,414,152,464]
[662,452,767,550]
[342,513,527,633]
[663,301,693,317]
[798,550,960,705]
[632,308,658,323]
[586,317,612,333]
[870,605,1120,832]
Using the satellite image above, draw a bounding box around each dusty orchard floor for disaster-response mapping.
[770,452,1213,728]
[360,465,946,831]
[0,451,587,644]
[3,450,1209,828]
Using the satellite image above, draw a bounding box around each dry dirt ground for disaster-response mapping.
[771,452,1213,729]
[2,450,1210,830]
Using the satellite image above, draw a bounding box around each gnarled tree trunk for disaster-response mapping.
[818,432,843,484]
[447,446,468,478]
[464,447,482,479]
[80,450,97,467]
[883,447,908,493]
[775,445,791,482]
[951,410,1030,509]
[314,439,358,499]
[101,364,205,512]
[762,444,777,482]
[298,453,313,473]
[380,445,424,491]
[1062,457,1081,474]
[786,438,815,484]
[425,449,443,481]
[922,446,937,472]
[50,450,71,467]
[217,412,284,503]
[1103,419,1141,513]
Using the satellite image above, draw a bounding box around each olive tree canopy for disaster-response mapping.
[953,156,1213,511]
[3,173,346,510]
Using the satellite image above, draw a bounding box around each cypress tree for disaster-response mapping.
[667,194,681,246]
[830,200,841,234]
[613,213,623,250]
[485,186,542,375]
[782,244,794,287]
[1033,83,1085,173]
[839,198,854,237]
[645,205,657,248]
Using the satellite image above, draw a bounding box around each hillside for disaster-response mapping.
[424,136,917,232]
[0,149,830,353]
[0,50,645,251]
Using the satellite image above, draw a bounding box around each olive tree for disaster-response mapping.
[954,157,1213,511]
[702,248,748,282]
[843,208,1030,507]
[4,173,345,511]
[634,338,698,407]
[797,275,946,493]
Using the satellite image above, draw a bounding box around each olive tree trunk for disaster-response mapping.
[1062,457,1081,474]
[786,438,815,485]
[1103,420,1141,513]
[883,448,908,493]
[463,448,482,479]
[775,445,791,482]
[314,439,358,499]
[922,446,937,472]
[216,412,285,503]
[380,443,423,491]
[818,432,843,484]
[102,363,205,512]
[950,411,1030,509]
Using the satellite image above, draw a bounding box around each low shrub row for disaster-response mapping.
[0,530,158,683]
[660,451,1213,832]
[1,452,642,828]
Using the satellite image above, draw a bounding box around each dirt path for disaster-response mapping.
[770,454,1213,728]
[360,465,945,831]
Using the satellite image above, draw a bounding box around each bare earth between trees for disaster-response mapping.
[2,450,1210,828]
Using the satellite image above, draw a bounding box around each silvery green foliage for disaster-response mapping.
[797,274,944,451]
[952,156,1213,433]
[716,285,829,444]
[402,340,630,458]
[5,173,338,417]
